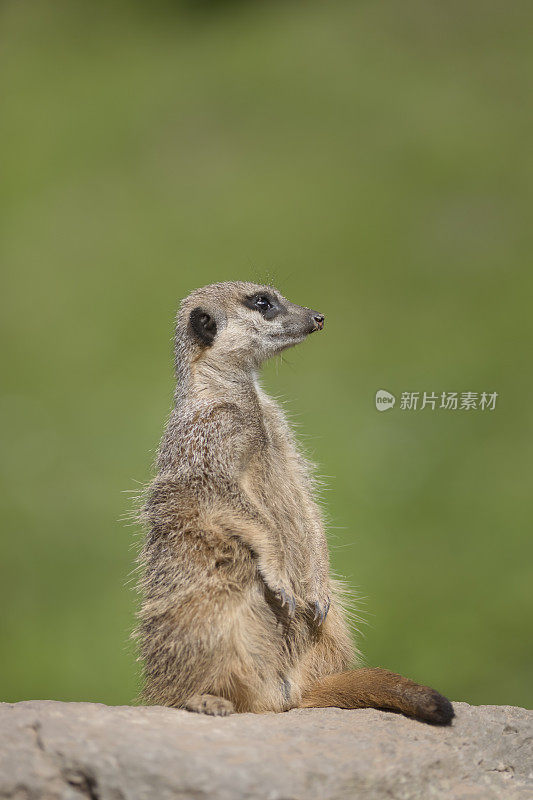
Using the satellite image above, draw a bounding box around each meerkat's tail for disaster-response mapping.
[299,668,454,725]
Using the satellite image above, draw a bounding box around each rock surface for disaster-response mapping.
[0,700,531,800]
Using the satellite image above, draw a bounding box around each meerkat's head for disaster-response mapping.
[175,281,324,373]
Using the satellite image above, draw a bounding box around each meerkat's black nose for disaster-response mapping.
[312,313,325,331]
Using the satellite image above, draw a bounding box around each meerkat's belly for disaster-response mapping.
[145,523,314,711]
[198,538,315,711]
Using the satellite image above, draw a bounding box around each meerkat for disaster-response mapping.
[135,281,454,725]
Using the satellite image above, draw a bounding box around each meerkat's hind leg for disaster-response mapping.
[185,694,235,717]
[299,668,454,725]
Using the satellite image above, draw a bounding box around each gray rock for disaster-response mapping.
[0,700,531,800]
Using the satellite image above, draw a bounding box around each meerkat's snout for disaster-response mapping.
[311,312,325,331]
[276,303,325,352]
[299,309,324,335]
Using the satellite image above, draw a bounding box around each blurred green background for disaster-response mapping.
[1,0,532,708]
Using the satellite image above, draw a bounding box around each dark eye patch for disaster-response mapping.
[242,293,282,320]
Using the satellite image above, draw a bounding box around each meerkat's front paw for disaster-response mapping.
[258,565,297,617]
[184,694,235,716]
[310,595,330,625]
[277,587,297,617]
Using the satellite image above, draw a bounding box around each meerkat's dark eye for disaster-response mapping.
[242,292,282,320]
[254,296,273,312]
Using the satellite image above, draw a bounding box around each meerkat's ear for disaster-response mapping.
[189,307,218,346]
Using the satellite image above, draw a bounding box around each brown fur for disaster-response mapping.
[134,282,453,725]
